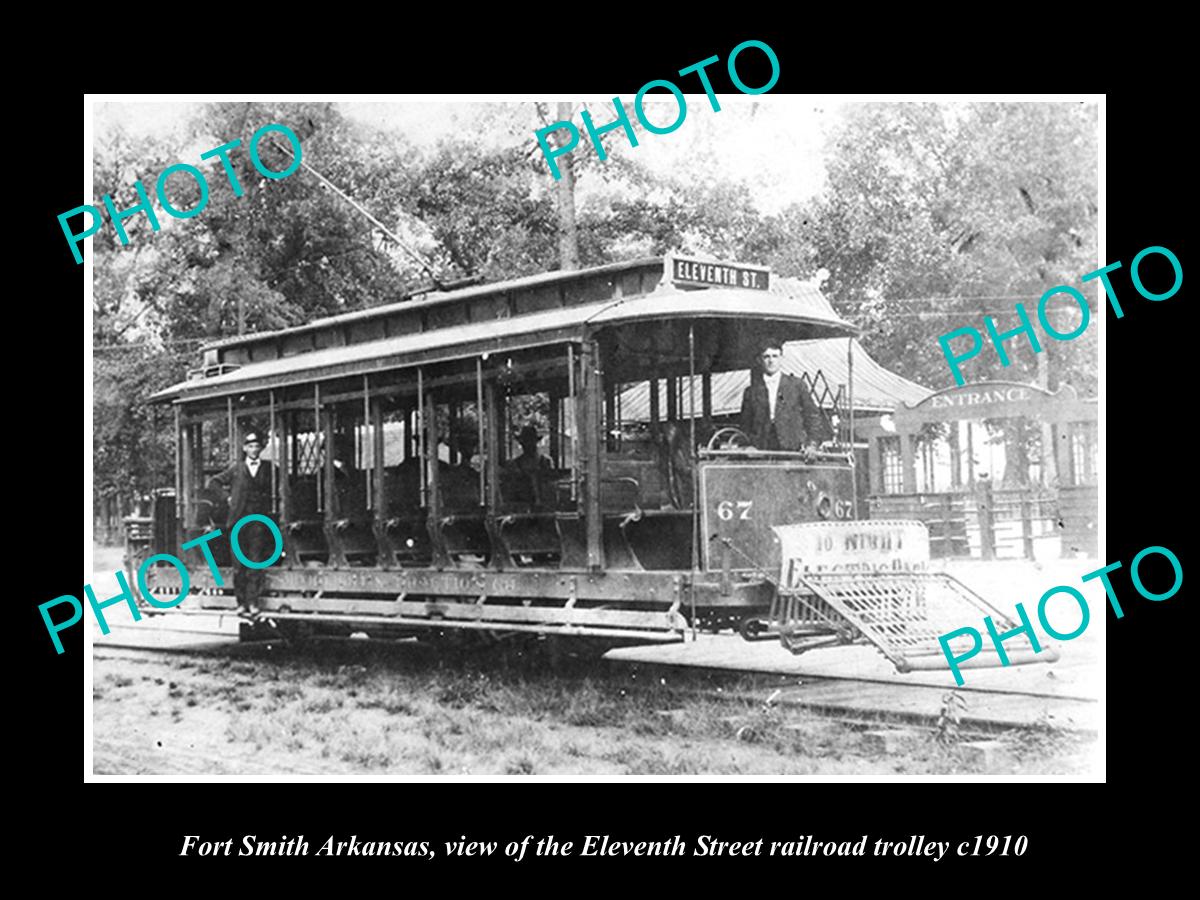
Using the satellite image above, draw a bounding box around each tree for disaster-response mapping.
[803,102,1098,394]
[407,139,559,281]
[93,347,185,500]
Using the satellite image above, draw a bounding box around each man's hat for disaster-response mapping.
[243,431,263,445]
[517,425,540,444]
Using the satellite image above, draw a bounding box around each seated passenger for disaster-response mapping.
[657,421,695,510]
[504,425,552,508]
[440,423,482,510]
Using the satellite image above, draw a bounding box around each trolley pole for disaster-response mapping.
[688,324,698,641]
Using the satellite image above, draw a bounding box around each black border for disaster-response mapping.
[31,31,1185,884]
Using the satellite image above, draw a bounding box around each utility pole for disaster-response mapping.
[555,102,580,271]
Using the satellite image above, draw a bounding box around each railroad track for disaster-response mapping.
[92,626,1097,742]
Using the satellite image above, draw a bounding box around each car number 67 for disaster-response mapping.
[717,500,753,521]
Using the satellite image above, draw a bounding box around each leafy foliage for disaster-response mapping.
[804,103,1099,391]
[94,349,184,497]
[93,101,1098,504]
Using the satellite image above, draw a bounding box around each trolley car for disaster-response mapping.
[130,255,1049,673]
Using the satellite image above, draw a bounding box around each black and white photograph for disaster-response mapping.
[85,94,1103,779]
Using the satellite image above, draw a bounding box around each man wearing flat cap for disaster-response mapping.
[740,341,827,454]
[208,430,277,617]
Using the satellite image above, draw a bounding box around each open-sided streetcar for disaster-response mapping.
[129,256,1051,674]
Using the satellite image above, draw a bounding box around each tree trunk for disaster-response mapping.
[555,101,580,271]
[1036,274,1057,486]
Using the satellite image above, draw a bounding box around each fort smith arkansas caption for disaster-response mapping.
[181,835,434,858]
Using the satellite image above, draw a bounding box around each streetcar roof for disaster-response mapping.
[195,257,666,355]
[151,272,856,404]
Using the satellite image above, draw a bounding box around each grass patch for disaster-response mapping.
[356,690,416,716]
[302,695,343,714]
[504,754,537,775]
[95,640,1096,776]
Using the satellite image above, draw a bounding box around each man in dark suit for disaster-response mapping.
[208,430,277,617]
[739,342,827,453]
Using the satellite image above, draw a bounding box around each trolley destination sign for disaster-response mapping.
[667,255,770,291]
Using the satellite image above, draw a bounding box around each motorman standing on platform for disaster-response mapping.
[739,341,826,454]
[207,430,277,617]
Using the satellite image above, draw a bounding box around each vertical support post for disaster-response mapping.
[150,404,158,498]
[324,400,335,508]
[417,368,426,508]
[363,375,371,510]
[322,396,345,567]
[477,357,486,506]
[580,338,604,571]
[371,395,393,569]
[649,376,660,430]
[1021,493,1034,560]
[975,477,996,560]
[227,396,234,457]
[327,406,340,518]
[847,338,857,517]
[688,324,698,640]
[868,434,881,496]
[482,379,513,572]
[1040,408,1058,488]
[314,384,322,513]
[615,379,623,453]
[425,388,450,569]
[279,408,291,557]
[372,400,386,515]
[900,432,917,496]
[948,421,962,490]
[425,389,440,518]
[195,423,205,494]
[666,374,678,421]
[501,388,510,467]
[549,394,561,468]
[174,404,183,551]
[180,418,195,545]
[702,371,712,422]
[567,345,577,502]
[485,381,501,512]
[269,390,277,516]
[966,421,976,488]
[604,381,616,452]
